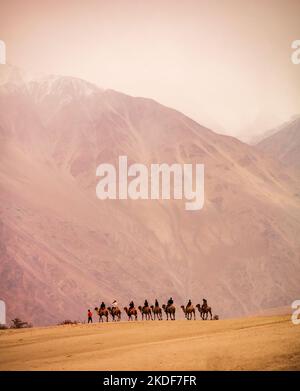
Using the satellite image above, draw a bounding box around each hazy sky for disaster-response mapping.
[1,0,299,140]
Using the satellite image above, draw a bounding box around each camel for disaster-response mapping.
[107,306,121,322]
[138,305,153,320]
[162,304,176,320]
[196,303,213,320]
[181,305,196,320]
[94,307,109,322]
[150,305,163,320]
[124,306,138,321]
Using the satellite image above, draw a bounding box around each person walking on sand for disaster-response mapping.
[88,309,93,323]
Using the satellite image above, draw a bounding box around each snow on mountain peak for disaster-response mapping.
[27,75,102,105]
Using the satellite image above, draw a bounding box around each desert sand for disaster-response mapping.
[0,315,299,371]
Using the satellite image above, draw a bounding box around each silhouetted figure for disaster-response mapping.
[155,299,159,307]
[88,309,93,323]
[167,297,174,307]
[129,300,134,309]
[187,299,192,308]
[100,302,106,309]
[144,299,149,308]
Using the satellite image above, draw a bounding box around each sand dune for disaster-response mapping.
[0,315,299,371]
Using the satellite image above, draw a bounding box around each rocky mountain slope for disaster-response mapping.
[256,117,300,173]
[0,68,299,325]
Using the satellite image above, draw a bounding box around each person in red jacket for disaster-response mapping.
[88,309,93,323]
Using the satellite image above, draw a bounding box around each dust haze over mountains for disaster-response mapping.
[0,65,299,325]
[256,117,300,174]
[1,0,300,140]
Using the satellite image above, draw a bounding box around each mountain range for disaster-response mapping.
[0,65,299,325]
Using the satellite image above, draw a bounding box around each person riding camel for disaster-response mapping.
[186,299,192,309]
[167,297,174,307]
[155,299,159,307]
[112,300,118,309]
[129,300,134,309]
[144,299,149,308]
[202,298,208,309]
[100,301,106,310]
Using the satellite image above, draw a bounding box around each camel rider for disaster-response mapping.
[112,300,118,309]
[167,297,174,307]
[129,300,134,309]
[202,298,208,309]
[155,299,159,307]
[144,299,149,308]
[100,301,106,310]
[187,299,192,308]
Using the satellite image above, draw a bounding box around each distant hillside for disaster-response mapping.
[1,69,300,325]
[256,118,300,172]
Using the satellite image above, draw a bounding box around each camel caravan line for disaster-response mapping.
[92,298,218,323]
